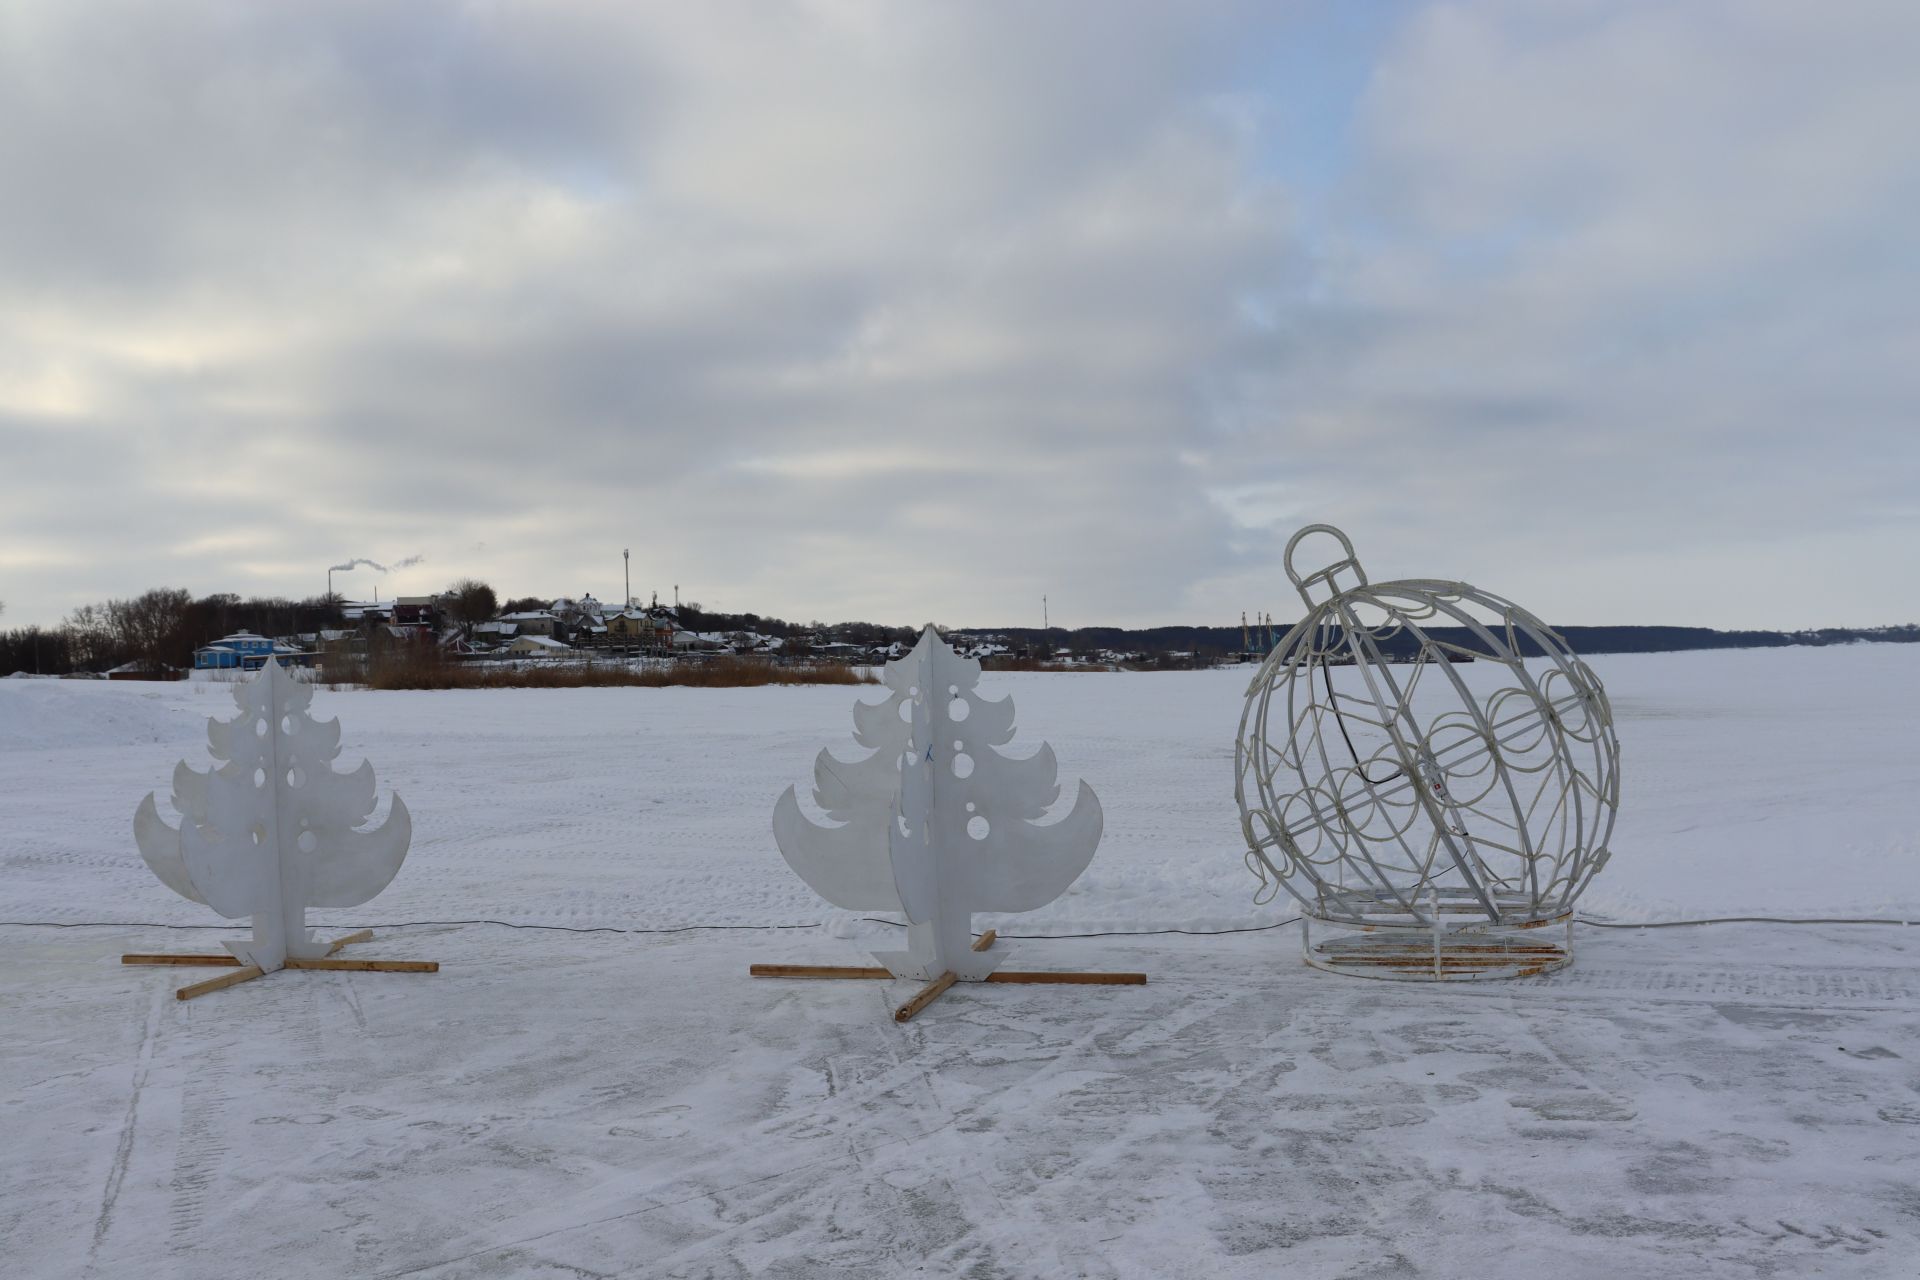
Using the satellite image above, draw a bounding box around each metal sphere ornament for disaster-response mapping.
[1235,525,1620,980]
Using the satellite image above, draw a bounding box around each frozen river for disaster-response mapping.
[3,645,1917,1276]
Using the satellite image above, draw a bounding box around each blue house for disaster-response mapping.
[193,631,307,671]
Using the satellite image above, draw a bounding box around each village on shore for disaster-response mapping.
[11,578,1909,683]
[186,590,1179,678]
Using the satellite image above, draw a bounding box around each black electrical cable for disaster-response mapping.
[0,916,1306,939]
[1576,915,1913,928]
[0,918,826,935]
[0,913,1909,936]
[1319,637,1405,788]
[913,919,1304,940]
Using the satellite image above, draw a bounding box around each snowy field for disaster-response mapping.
[3,646,1918,1277]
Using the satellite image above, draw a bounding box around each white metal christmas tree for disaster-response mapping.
[127,660,435,999]
[764,626,1139,1020]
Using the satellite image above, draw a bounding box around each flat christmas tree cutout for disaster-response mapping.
[127,660,436,1000]
[759,626,1142,1020]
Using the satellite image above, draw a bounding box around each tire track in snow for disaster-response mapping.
[168,1017,235,1252]
[369,1113,972,1279]
[1438,962,1919,1010]
[87,985,163,1268]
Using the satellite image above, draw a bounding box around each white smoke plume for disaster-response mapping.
[328,553,426,574]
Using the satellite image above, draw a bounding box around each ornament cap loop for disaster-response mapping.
[1284,523,1367,607]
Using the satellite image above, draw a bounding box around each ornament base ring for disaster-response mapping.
[1300,890,1572,982]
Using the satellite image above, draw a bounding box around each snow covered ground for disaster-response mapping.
[3,645,1918,1277]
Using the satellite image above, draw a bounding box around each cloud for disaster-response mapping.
[0,1,1915,630]
[1185,0,1920,626]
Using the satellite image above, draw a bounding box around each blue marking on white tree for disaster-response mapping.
[773,625,1102,982]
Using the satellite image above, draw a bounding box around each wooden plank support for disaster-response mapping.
[177,965,266,1001]
[749,964,891,979]
[121,954,242,967]
[122,927,376,966]
[971,930,997,951]
[984,971,1147,986]
[894,971,958,1022]
[284,958,438,973]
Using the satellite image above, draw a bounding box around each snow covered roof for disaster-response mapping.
[499,611,558,622]
[510,635,569,650]
[722,632,777,650]
[670,630,721,648]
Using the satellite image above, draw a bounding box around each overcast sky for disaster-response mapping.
[3,1,1915,631]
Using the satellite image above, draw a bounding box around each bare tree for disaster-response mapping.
[107,588,195,670]
[62,602,121,670]
[443,579,499,635]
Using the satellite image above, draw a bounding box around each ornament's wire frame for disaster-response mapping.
[1234,526,1621,980]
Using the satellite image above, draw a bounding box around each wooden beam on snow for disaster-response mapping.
[984,971,1147,986]
[122,954,242,967]
[325,929,375,955]
[894,971,957,1022]
[749,964,891,980]
[284,958,438,973]
[176,965,266,1001]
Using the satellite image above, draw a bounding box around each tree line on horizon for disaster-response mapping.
[0,583,930,676]
[1,587,1915,678]
[0,589,346,676]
